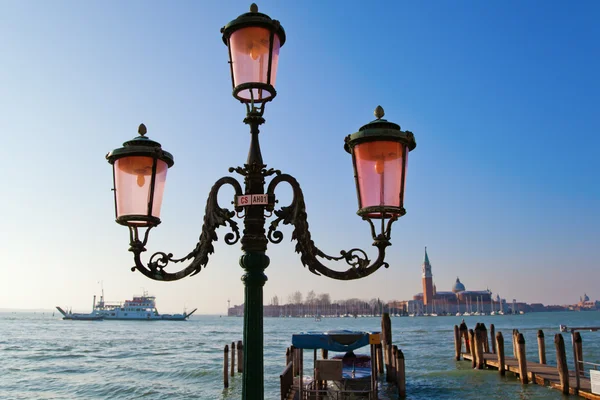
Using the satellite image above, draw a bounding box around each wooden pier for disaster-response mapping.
[455,322,600,399]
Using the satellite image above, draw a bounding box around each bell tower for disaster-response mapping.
[422,247,433,306]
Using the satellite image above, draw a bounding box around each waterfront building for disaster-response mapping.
[411,248,501,315]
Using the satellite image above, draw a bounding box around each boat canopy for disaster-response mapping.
[292,330,377,352]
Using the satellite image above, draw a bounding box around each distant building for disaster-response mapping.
[411,248,502,315]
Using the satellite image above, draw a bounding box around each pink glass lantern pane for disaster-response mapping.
[230,26,280,101]
[354,141,406,216]
[114,157,168,225]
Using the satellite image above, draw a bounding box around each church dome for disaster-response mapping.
[584,293,590,302]
[452,277,466,293]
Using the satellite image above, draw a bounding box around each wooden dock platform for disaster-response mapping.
[454,322,600,400]
[462,351,600,399]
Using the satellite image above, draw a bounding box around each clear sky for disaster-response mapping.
[1,1,598,314]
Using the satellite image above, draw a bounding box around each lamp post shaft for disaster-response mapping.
[241,114,269,399]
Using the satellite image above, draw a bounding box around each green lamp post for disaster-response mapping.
[107,4,416,399]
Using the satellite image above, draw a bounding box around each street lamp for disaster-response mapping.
[106,4,416,399]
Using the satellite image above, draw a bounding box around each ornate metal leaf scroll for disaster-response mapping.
[266,174,393,280]
[129,176,243,281]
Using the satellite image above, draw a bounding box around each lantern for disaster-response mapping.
[221,3,286,105]
[106,124,174,227]
[345,106,416,219]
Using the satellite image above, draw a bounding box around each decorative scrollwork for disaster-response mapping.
[129,176,243,281]
[266,174,394,280]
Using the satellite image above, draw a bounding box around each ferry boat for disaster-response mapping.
[56,290,196,321]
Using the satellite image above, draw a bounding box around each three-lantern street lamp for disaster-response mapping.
[106,4,416,399]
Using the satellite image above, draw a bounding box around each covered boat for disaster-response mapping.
[290,330,380,399]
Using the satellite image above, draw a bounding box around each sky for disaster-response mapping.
[0,1,598,314]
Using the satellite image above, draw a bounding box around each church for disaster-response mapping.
[406,248,504,315]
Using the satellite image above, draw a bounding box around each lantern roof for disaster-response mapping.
[344,106,416,153]
[221,3,286,46]
[106,124,174,167]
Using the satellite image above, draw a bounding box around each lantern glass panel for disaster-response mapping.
[230,26,280,101]
[114,156,168,224]
[354,140,406,215]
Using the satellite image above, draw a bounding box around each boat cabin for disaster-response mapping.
[287,330,381,399]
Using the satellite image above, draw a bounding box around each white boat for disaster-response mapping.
[57,290,196,321]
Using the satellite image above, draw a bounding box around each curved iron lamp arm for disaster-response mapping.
[128,176,243,281]
[266,174,397,280]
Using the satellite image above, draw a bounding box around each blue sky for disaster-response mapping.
[0,1,598,313]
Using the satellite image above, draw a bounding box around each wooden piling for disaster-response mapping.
[291,345,298,376]
[454,325,461,360]
[382,313,393,382]
[490,324,496,354]
[237,341,243,373]
[496,331,505,376]
[321,349,328,360]
[396,347,406,398]
[223,345,229,388]
[469,329,476,369]
[460,321,470,354]
[231,342,235,377]
[575,331,583,376]
[391,346,398,383]
[555,333,569,394]
[537,330,546,365]
[475,325,484,369]
[376,343,384,374]
[481,323,489,353]
[512,329,518,358]
[286,347,291,366]
[516,333,528,384]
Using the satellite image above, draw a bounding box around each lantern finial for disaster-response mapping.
[374,106,384,120]
[138,123,147,136]
[250,3,258,12]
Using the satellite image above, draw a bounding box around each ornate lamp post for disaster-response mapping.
[106,4,416,399]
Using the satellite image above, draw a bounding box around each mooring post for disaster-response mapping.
[575,332,583,375]
[391,346,398,383]
[224,344,229,388]
[475,324,485,369]
[481,323,489,353]
[469,329,476,369]
[574,331,583,392]
[377,343,384,374]
[516,333,528,384]
[512,329,519,358]
[555,333,569,395]
[454,325,461,360]
[370,344,376,397]
[321,348,328,360]
[496,331,505,376]
[285,347,291,366]
[396,347,406,398]
[231,341,236,377]
[291,345,298,376]
[490,324,496,354]
[460,321,470,354]
[237,341,243,373]
[537,330,546,364]
[382,312,393,382]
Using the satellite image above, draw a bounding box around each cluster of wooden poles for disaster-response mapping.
[453,321,583,395]
[223,340,244,388]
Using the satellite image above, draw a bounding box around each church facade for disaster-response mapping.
[404,248,505,315]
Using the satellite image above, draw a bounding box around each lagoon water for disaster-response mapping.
[2,311,600,399]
